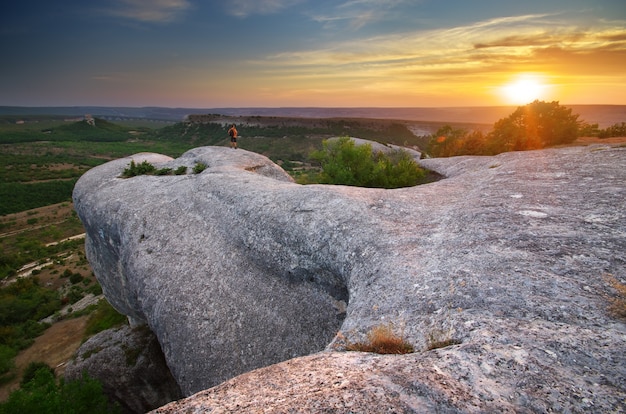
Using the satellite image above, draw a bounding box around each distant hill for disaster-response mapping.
[1,105,624,128]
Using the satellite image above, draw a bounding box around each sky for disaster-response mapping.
[1,0,625,108]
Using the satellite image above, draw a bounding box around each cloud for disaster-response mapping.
[226,0,304,18]
[598,32,626,42]
[249,13,626,90]
[474,33,585,49]
[107,0,191,23]
[310,0,412,30]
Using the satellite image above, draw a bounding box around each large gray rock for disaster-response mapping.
[72,144,626,412]
[65,324,182,414]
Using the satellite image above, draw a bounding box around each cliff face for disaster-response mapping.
[72,144,626,412]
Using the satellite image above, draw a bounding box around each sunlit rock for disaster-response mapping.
[73,144,626,412]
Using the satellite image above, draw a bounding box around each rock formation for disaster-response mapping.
[72,144,626,412]
[64,325,181,414]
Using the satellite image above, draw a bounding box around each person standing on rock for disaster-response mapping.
[228,124,238,149]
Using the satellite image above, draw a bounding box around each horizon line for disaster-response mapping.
[2,103,625,109]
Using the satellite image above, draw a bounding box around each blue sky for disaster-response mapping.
[1,0,625,107]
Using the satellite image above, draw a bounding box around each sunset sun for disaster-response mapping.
[501,75,548,105]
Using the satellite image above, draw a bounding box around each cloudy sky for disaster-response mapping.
[1,0,625,108]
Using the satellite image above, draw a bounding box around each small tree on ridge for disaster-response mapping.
[488,100,580,152]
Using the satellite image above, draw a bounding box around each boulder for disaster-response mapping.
[72,144,626,412]
[64,324,182,414]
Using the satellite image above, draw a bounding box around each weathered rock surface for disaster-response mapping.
[72,144,626,412]
[64,325,182,413]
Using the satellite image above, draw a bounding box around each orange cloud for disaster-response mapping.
[474,32,586,49]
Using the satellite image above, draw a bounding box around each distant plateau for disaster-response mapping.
[0,105,624,128]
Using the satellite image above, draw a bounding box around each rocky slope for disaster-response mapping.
[72,144,626,412]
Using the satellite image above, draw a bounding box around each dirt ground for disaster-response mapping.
[0,316,89,401]
[0,202,76,238]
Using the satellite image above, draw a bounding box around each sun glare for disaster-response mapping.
[501,75,548,105]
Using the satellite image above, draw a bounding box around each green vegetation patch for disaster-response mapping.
[0,278,60,330]
[0,278,60,383]
[83,299,128,339]
[0,180,77,215]
[0,118,136,144]
[426,100,586,157]
[0,367,121,414]
[311,136,427,188]
[121,160,203,178]
[121,160,156,177]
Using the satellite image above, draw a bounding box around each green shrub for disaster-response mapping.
[20,362,54,388]
[122,160,194,177]
[427,126,491,157]
[292,170,321,185]
[121,160,156,178]
[69,273,84,284]
[0,369,120,414]
[311,137,425,188]
[598,122,626,138]
[0,345,17,381]
[65,285,84,304]
[192,162,207,174]
[83,299,127,338]
[154,167,172,176]
[86,284,103,296]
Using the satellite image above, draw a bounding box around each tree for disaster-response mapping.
[488,100,579,152]
[598,122,626,138]
[427,126,466,158]
[427,126,488,157]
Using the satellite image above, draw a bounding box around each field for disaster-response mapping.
[0,109,624,403]
[0,201,96,399]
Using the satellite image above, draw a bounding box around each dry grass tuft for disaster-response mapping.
[426,338,462,350]
[425,328,461,350]
[605,274,626,319]
[345,323,414,354]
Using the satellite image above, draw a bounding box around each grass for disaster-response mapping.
[344,323,414,354]
[83,299,128,339]
[339,322,463,354]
